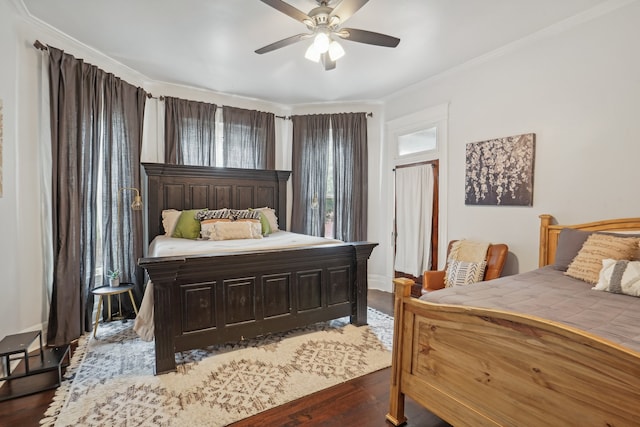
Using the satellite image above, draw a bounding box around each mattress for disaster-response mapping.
[148,230,342,257]
[420,266,640,353]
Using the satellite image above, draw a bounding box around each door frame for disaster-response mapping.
[387,104,449,287]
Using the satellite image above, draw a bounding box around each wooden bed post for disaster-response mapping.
[144,260,182,375]
[539,214,553,267]
[386,277,413,426]
[352,243,378,326]
[276,170,289,231]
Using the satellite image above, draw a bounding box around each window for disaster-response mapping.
[398,126,437,157]
[291,112,367,242]
[324,141,335,238]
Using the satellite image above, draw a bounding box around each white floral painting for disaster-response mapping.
[465,133,535,206]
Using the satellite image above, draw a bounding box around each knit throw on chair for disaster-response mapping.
[448,240,490,263]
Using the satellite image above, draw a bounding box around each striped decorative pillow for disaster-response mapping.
[445,260,487,287]
[195,208,229,221]
[228,209,262,221]
[593,259,640,297]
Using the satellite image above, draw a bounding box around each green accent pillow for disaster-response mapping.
[259,212,272,236]
[172,209,204,239]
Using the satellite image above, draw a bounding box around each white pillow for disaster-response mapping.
[593,259,640,297]
[162,209,182,236]
[200,219,228,240]
[254,207,279,231]
[445,260,487,287]
[210,221,262,241]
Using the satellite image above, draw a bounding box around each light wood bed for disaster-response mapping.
[137,163,376,375]
[387,214,640,426]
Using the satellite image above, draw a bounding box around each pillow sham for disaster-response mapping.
[200,218,231,239]
[172,209,205,239]
[444,260,487,287]
[593,259,640,297]
[228,209,262,221]
[602,232,640,261]
[553,228,593,271]
[210,221,261,241]
[195,208,228,221]
[565,234,640,284]
[554,229,640,271]
[162,209,182,236]
[257,212,272,236]
[253,207,279,231]
[233,218,263,239]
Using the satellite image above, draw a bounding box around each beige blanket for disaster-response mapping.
[448,240,490,263]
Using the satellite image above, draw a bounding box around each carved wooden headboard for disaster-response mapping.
[141,163,291,245]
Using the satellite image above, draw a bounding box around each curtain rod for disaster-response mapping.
[150,97,373,120]
[33,40,47,51]
[33,41,373,120]
[34,40,156,98]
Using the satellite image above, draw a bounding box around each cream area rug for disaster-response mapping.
[40,308,393,427]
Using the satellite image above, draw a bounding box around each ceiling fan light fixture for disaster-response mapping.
[305,43,321,62]
[313,31,330,53]
[328,40,345,61]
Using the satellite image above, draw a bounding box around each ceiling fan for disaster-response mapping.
[255,0,400,70]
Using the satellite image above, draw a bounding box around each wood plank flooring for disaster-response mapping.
[0,290,450,427]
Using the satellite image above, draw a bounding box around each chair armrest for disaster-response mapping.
[422,270,446,292]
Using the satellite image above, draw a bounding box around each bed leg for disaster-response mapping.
[152,278,178,375]
[352,243,377,326]
[386,278,413,426]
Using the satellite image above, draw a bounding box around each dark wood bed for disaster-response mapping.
[137,163,377,375]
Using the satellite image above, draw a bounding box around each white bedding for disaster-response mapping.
[148,230,341,257]
[134,231,342,341]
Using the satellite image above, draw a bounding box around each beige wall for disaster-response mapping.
[379,0,640,289]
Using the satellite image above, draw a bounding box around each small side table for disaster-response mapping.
[91,284,139,338]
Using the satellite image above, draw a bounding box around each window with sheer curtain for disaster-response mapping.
[164,97,217,166]
[291,112,368,242]
[164,99,275,169]
[222,106,275,169]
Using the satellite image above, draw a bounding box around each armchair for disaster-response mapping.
[422,240,508,293]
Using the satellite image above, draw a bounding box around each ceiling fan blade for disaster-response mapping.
[321,52,336,71]
[259,0,311,23]
[330,0,369,24]
[255,33,310,54]
[337,28,400,48]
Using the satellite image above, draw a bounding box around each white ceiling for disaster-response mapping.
[20,0,610,105]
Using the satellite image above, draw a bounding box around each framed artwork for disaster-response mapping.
[465,133,535,206]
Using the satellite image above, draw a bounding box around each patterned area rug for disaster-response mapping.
[40,308,393,427]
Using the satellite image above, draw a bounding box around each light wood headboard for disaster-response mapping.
[539,214,640,267]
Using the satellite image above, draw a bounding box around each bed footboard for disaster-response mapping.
[140,242,376,374]
[387,278,640,426]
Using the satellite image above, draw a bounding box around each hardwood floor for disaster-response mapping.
[0,290,449,427]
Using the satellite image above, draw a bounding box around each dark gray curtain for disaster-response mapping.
[291,114,331,236]
[47,46,147,346]
[331,113,368,241]
[47,47,100,345]
[164,96,217,165]
[222,106,275,169]
[101,75,147,318]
